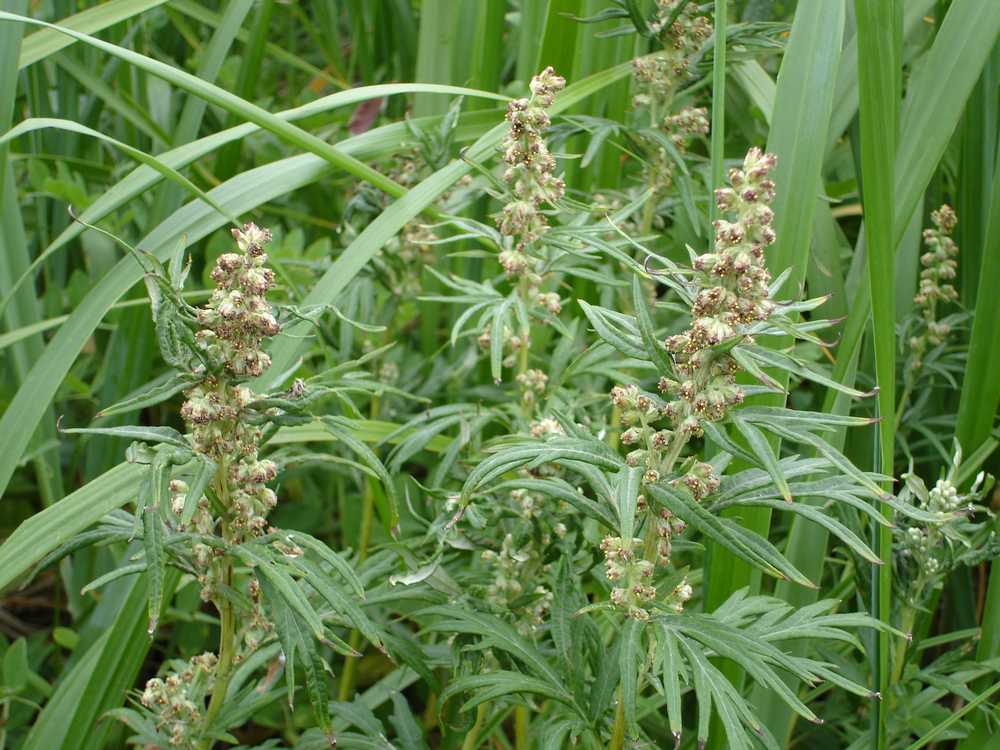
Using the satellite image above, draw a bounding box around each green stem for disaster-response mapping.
[338,393,380,701]
[200,467,235,748]
[201,569,235,736]
[640,176,658,237]
[0,697,9,750]
[708,0,727,229]
[517,276,531,376]
[460,703,489,750]
[610,688,626,750]
[515,705,529,750]
[895,379,914,432]
[892,600,920,686]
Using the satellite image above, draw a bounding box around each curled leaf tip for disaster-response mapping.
[819,334,841,347]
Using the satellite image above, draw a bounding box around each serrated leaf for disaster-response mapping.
[180,455,217,526]
[578,300,646,358]
[296,557,384,654]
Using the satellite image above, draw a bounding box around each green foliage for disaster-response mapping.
[1,2,999,750]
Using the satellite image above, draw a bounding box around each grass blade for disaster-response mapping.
[703,4,846,744]
[853,4,901,746]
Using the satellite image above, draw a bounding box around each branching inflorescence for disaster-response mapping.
[479,67,565,399]
[603,147,778,620]
[498,66,566,273]
[140,223,283,744]
[181,223,281,539]
[632,0,712,203]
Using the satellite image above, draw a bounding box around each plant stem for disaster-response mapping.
[515,705,529,750]
[517,276,531,377]
[895,380,914,431]
[201,566,235,738]
[461,703,489,750]
[708,0,727,229]
[200,468,236,749]
[610,688,626,750]
[338,394,380,701]
[892,600,919,686]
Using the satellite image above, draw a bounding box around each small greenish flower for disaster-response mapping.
[909,204,959,369]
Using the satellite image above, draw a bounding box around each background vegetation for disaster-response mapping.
[1,1,999,749]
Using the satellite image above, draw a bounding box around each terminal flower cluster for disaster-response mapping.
[497,66,566,276]
[660,147,778,433]
[899,471,982,591]
[910,204,959,369]
[180,223,281,538]
[633,0,712,112]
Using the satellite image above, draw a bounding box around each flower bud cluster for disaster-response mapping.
[180,223,282,539]
[652,507,687,565]
[529,417,565,439]
[516,368,548,405]
[389,221,439,295]
[664,106,710,150]
[497,67,566,266]
[663,578,694,614]
[481,533,553,633]
[612,384,720,495]
[477,325,529,369]
[601,536,657,620]
[139,653,217,748]
[659,148,778,435]
[644,106,711,195]
[241,576,274,652]
[928,478,962,513]
[633,1,712,111]
[898,470,984,598]
[674,460,720,501]
[910,205,959,367]
[169,479,188,517]
[196,223,279,378]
